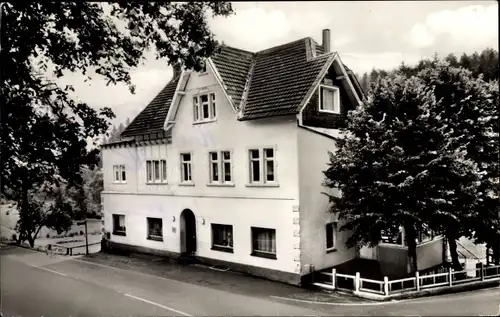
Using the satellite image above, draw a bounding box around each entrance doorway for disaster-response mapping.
[180,209,197,255]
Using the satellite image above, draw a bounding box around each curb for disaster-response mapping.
[351,278,500,301]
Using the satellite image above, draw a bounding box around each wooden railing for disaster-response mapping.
[314,264,500,297]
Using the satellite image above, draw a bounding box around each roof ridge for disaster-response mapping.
[255,37,309,55]
[219,43,255,55]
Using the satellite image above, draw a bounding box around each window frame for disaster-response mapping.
[146,160,168,184]
[247,147,278,187]
[147,217,163,241]
[318,84,341,114]
[112,214,126,236]
[207,150,234,186]
[211,223,234,253]
[113,165,127,184]
[193,92,217,123]
[251,227,277,259]
[325,221,338,252]
[180,152,194,185]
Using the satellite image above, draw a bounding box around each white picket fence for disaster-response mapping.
[314,263,500,297]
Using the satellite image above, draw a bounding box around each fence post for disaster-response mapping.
[331,268,336,290]
[355,272,360,292]
[383,276,389,296]
[480,262,484,281]
[448,267,453,286]
[310,265,315,284]
[415,271,420,291]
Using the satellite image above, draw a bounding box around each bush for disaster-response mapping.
[80,230,84,235]
[11,233,17,241]
[69,233,74,237]
[46,233,50,238]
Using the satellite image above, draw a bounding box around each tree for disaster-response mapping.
[15,181,74,246]
[109,125,119,142]
[323,70,486,273]
[324,75,435,273]
[360,73,369,93]
[445,53,459,67]
[2,2,233,246]
[82,166,103,219]
[415,61,499,267]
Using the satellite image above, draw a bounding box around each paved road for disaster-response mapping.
[1,245,499,316]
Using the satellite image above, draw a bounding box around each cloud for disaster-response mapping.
[409,4,498,51]
[210,7,292,51]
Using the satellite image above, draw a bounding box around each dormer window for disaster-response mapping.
[193,93,216,123]
[319,85,340,114]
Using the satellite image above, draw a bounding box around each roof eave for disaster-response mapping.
[207,57,238,115]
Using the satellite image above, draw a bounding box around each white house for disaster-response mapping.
[101,29,445,285]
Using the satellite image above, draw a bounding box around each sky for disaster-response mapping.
[56,1,499,130]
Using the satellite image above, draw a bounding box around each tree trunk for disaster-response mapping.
[494,237,500,265]
[27,235,35,248]
[447,234,463,271]
[404,225,418,274]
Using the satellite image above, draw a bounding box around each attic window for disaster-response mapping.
[319,85,340,114]
[193,93,216,123]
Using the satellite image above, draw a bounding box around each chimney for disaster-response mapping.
[322,29,331,53]
[173,62,182,79]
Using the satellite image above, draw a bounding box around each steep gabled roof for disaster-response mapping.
[121,76,180,138]
[240,39,332,120]
[121,34,362,138]
[211,46,254,109]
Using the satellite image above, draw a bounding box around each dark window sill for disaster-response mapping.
[147,236,164,242]
[112,231,126,236]
[326,247,337,254]
[211,246,234,253]
[251,251,277,260]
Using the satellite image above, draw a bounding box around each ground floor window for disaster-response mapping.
[251,227,276,259]
[211,224,233,253]
[326,222,337,252]
[112,214,126,236]
[147,217,163,241]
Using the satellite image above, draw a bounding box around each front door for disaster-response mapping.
[181,209,197,255]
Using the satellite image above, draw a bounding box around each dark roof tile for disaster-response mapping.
[121,35,360,136]
[242,40,331,119]
[121,76,180,137]
[211,46,254,108]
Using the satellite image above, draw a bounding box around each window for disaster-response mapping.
[161,160,167,181]
[180,153,192,183]
[248,148,276,184]
[112,214,126,236]
[146,160,167,183]
[211,224,233,252]
[418,225,435,244]
[113,165,126,183]
[208,150,232,184]
[209,152,219,182]
[251,227,276,259]
[147,217,163,241]
[154,160,160,181]
[193,93,216,122]
[381,226,405,245]
[146,161,153,182]
[319,85,340,114]
[326,222,338,251]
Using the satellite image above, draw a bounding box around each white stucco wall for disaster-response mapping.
[102,67,301,274]
[103,193,299,273]
[102,146,139,194]
[297,128,357,272]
